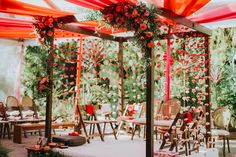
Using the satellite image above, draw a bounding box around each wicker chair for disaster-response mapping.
[5,96,21,119]
[21,96,38,119]
[211,106,231,157]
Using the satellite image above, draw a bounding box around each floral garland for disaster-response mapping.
[33,16,63,46]
[101,2,160,51]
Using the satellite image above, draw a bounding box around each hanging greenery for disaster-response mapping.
[101,2,160,50]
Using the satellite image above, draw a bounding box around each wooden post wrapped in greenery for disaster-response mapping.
[33,16,62,143]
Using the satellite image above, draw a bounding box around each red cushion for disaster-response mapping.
[86,104,94,115]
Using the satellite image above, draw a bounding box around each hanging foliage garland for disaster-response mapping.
[101,1,160,51]
[33,16,63,46]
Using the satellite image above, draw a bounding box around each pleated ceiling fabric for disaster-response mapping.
[189,2,236,23]
[163,0,210,16]
[0,0,74,17]
[66,0,137,10]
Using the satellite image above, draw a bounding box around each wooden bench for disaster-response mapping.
[13,122,76,143]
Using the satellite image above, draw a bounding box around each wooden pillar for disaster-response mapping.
[146,47,154,157]
[45,37,54,143]
[204,36,211,147]
[118,42,124,115]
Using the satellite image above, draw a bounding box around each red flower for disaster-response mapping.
[42,17,46,22]
[106,14,113,22]
[38,22,44,28]
[47,31,53,37]
[57,23,62,28]
[154,18,159,22]
[144,11,150,16]
[140,36,145,40]
[136,2,141,6]
[147,41,154,48]
[125,12,130,17]
[146,32,153,38]
[49,23,53,28]
[140,23,147,31]
[116,6,121,12]
[44,21,49,26]
[134,18,141,24]
[132,9,139,17]
[48,17,53,23]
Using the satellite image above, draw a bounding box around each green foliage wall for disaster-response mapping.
[21,40,78,120]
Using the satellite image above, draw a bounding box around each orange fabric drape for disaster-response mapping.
[0,0,74,17]
[0,18,122,38]
[164,0,210,17]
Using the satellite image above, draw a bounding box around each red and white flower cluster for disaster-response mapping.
[101,2,160,50]
[33,16,63,45]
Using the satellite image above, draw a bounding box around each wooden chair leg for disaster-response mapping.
[38,129,42,136]
[116,121,123,137]
[213,138,215,148]
[96,123,104,141]
[24,131,27,138]
[92,124,95,139]
[89,124,93,138]
[109,122,117,140]
[103,123,106,135]
[144,126,146,139]
[6,124,11,140]
[0,124,3,138]
[226,137,230,153]
[3,125,6,138]
[223,136,226,157]
[155,127,158,140]
[131,124,136,140]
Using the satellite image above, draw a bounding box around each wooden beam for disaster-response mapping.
[204,36,211,147]
[118,42,124,115]
[60,24,125,42]
[58,15,77,24]
[146,47,154,157]
[156,7,212,35]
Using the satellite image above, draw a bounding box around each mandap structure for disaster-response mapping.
[2,0,236,156]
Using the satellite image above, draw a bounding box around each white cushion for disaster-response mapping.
[211,129,230,136]
[132,118,173,127]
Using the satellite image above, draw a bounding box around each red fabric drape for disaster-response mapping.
[0,18,122,38]
[0,0,74,17]
[189,2,236,23]
[165,27,171,101]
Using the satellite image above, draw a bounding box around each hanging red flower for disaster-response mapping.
[101,2,160,51]
[33,16,63,46]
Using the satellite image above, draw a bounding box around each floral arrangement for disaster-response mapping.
[101,2,160,51]
[39,77,50,92]
[33,16,63,46]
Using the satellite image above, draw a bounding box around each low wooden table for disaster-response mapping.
[13,122,76,143]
